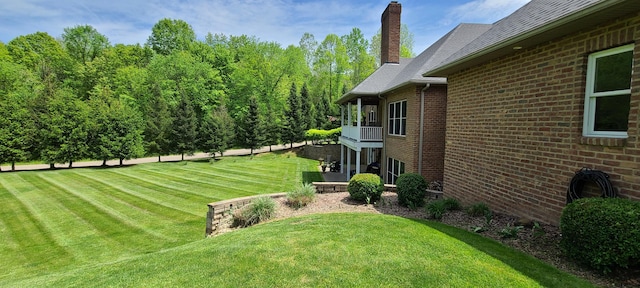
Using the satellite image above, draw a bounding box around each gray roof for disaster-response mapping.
[337,23,491,104]
[425,0,640,76]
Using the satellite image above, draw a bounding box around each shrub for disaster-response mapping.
[287,183,316,209]
[232,196,276,227]
[305,128,342,144]
[396,173,428,208]
[426,200,447,220]
[347,173,383,204]
[560,198,640,274]
[443,198,461,210]
[467,203,491,217]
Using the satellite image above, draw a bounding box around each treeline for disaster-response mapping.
[0,18,404,170]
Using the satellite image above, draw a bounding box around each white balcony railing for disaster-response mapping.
[341,126,383,142]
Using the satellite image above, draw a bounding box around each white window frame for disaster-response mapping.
[582,44,634,138]
[387,157,405,185]
[388,100,407,136]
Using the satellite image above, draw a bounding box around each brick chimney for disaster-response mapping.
[381,1,401,65]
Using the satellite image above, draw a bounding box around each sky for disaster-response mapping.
[0,0,530,54]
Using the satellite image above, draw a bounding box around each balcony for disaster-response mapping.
[342,125,383,142]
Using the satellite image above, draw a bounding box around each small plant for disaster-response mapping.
[472,226,486,233]
[232,196,276,227]
[470,210,493,233]
[286,183,316,209]
[499,223,523,239]
[484,210,493,226]
[347,173,384,204]
[396,173,428,208]
[467,202,491,217]
[426,200,447,220]
[443,198,461,210]
[531,221,545,238]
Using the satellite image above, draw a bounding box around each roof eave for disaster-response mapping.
[335,92,379,105]
[424,0,639,77]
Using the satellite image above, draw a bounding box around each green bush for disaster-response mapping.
[233,196,277,227]
[287,183,316,209]
[347,173,383,204]
[443,198,461,211]
[305,128,342,143]
[426,200,447,220]
[396,173,428,208]
[467,203,491,217]
[560,198,640,274]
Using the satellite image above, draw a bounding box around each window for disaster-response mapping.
[387,157,405,184]
[583,44,634,138]
[388,100,407,135]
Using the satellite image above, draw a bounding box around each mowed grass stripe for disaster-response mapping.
[92,170,211,212]
[68,171,204,241]
[4,173,124,264]
[178,164,284,185]
[129,167,260,198]
[105,168,229,202]
[0,177,75,276]
[76,171,201,219]
[173,166,294,196]
[37,173,170,241]
[25,174,161,254]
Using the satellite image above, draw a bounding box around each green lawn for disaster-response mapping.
[9,213,594,287]
[0,152,322,284]
[0,152,595,287]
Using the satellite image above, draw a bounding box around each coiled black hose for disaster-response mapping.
[566,168,616,204]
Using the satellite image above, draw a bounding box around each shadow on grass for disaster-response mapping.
[302,171,323,183]
[409,218,595,288]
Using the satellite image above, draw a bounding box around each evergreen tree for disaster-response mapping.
[169,96,197,160]
[143,85,171,162]
[283,82,303,148]
[263,108,282,152]
[300,83,312,132]
[198,105,234,158]
[241,97,265,155]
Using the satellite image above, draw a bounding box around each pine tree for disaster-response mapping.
[283,82,303,148]
[300,82,312,132]
[198,105,234,158]
[169,96,197,161]
[242,97,265,155]
[144,88,171,162]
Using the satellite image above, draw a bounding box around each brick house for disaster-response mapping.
[336,1,491,184]
[423,0,640,224]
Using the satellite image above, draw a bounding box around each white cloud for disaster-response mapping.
[442,0,531,25]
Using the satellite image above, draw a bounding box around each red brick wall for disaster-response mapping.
[422,85,446,182]
[385,86,419,180]
[382,84,446,183]
[444,11,640,225]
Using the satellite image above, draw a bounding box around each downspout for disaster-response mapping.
[418,84,430,175]
[378,92,386,182]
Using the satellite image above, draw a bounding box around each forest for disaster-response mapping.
[0,18,413,170]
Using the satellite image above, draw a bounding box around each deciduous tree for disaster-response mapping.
[146,18,196,55]
[61,25,110,64]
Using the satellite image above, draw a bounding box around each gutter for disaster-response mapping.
[418,84,430,175]
[424,0,631,77]
[378,92,387,183]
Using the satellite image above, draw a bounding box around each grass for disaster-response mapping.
[0,152,322,284]
[0,152,596,287]
[8,213,595,287]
